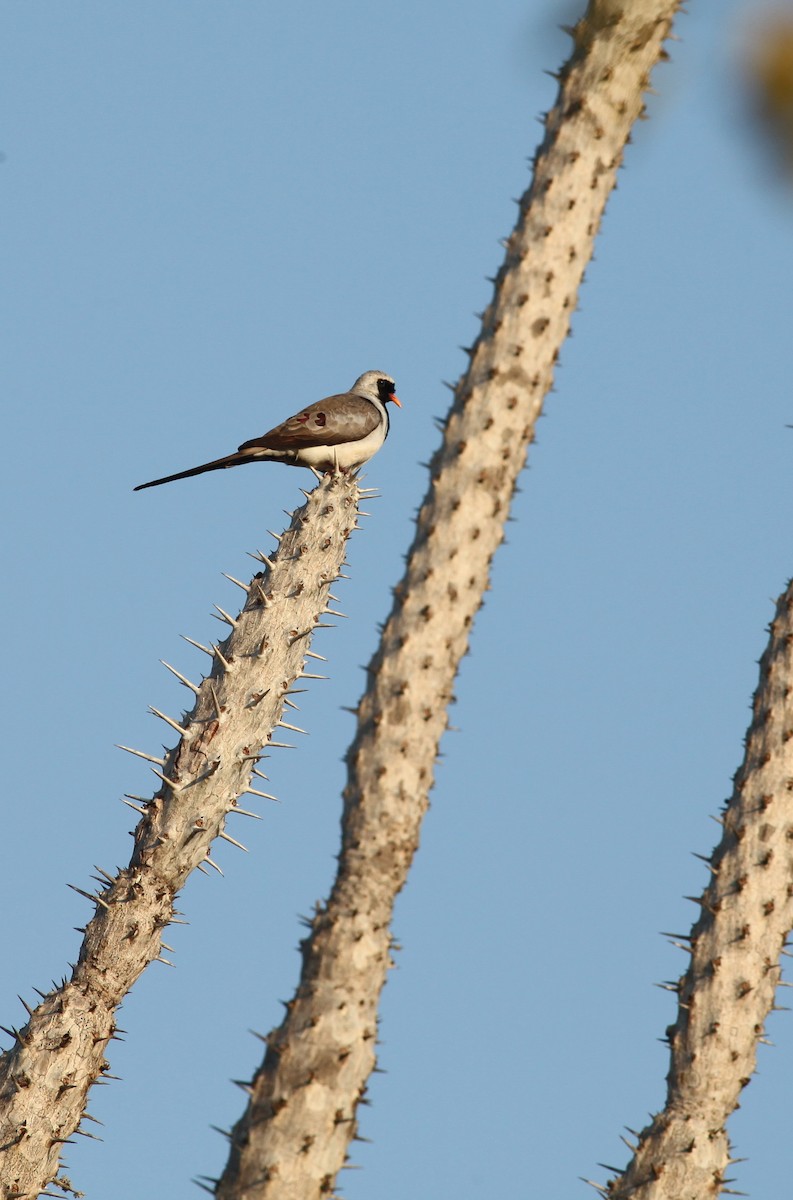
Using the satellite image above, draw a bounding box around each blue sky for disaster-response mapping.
[3,3,793,1197]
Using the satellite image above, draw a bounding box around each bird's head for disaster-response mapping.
[352,371,401,408]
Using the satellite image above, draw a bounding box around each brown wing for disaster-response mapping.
[238,393,380,453]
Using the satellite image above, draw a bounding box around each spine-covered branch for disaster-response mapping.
[212,4,682,1198]
[600,583,793,1198]
[0,474,361,1200]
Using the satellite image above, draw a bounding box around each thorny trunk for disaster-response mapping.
[212,4,684,1199]
[0,475,362,1200]
[600,582,793,1198]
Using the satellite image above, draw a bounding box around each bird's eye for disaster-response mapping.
[378,378,395,398]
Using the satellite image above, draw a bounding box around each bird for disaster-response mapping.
[134,370,401,491]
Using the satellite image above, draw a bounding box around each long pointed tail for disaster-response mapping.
[134,451,261,491]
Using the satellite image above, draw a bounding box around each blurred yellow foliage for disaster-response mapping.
[747,13,793,169]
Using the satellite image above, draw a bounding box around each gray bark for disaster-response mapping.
[0,475,362,1199]
[600,582,793,1198]
[212,4,684,1198]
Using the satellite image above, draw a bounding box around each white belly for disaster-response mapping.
[292,421,388,470]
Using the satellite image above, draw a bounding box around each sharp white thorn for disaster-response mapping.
[121,796,148,814]
[219,830,249,852]
[229,805,262,819]
[148,705,188,734]
[222,572,250,593]
[160,660,201,694]
[245,787,279,801]
[212,643,231,669]
[181,634,213,657]
[116,744,165,767]
[67,883,110,910]
[150,767,182,793]
[209,681,223,719]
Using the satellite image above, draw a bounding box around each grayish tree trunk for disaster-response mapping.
[0,476,362,1199]
[212,4,684,1199]
[599,583,793,1198]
